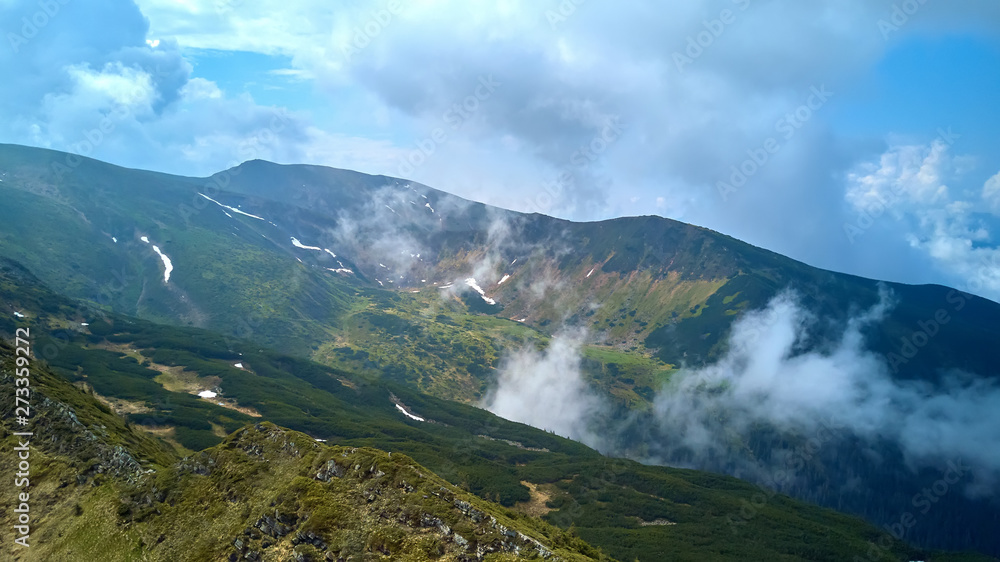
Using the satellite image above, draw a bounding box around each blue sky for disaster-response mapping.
[2,0,999,301]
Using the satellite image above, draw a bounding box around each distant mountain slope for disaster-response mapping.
[2,143,997,391]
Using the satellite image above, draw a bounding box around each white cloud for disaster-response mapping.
[481,330,605,447]
[984,171,1000,215]
[61,62,159,115]
[845,141,1000,300]
[652,290,1000,495]
[845,140,953,212]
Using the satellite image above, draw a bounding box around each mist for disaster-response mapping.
[480,329,606,448]
[650,289,1000,496]
[483,288,1000,499]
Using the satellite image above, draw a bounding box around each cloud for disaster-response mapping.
[650,289,1000,495]
[481,329,605,448]
[845,140,1000,301]
[479,290,1000,498]
[0,0,372,177]
[984,171,1000,215]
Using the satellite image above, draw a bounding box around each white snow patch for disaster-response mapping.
[112,237,118,243]
[376,279,384,287]
[395,404,425,422]
[586,268,595,278]
[498,274,510,285]
[291,237,323,251]
[81,323,89,327]
[465,278,496,305]
[14,312,25,318]
[425,202,435,213]
[198,390,217,399]
[384,205,397,214]
[511,259,517,265]
[151,245,174,283]
[140,236,149,244]
[379,263,388,269]
[518,318,528,322]
[324,249,337,258]
[326,268,354,275]
[199,193,266,221]
[234,363,244,369]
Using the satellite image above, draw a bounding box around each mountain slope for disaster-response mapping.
[0,339,606,561]
[3,260,990,561]
[2,143,1000,557]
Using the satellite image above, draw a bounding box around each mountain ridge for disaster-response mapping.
[1,143,999,557]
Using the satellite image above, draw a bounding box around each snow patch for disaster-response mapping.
[465,278,496,305]
[140,236,149,244]
[112,237,118,243]
[498,274,510,285]
[395,404,425,422]
[234,363,244,369]
[13,312,25,318]
[151,245,174,283]
[199,193,266,221]
[291,237,323,251]
[326,268,354,275]
[586,268,595,278]
[425,202,435,213]
[198,390,218,399]
[324,249,337,258]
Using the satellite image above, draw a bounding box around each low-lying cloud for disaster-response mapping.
[481,329,606,448]
[651,289,1000,496]
[484,289,1000,498]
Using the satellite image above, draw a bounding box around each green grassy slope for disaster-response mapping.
[2,264,993,561]
[0,339,605,561]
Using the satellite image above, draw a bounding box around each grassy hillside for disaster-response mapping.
[0,339,606,561]
[2,264,995,561]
